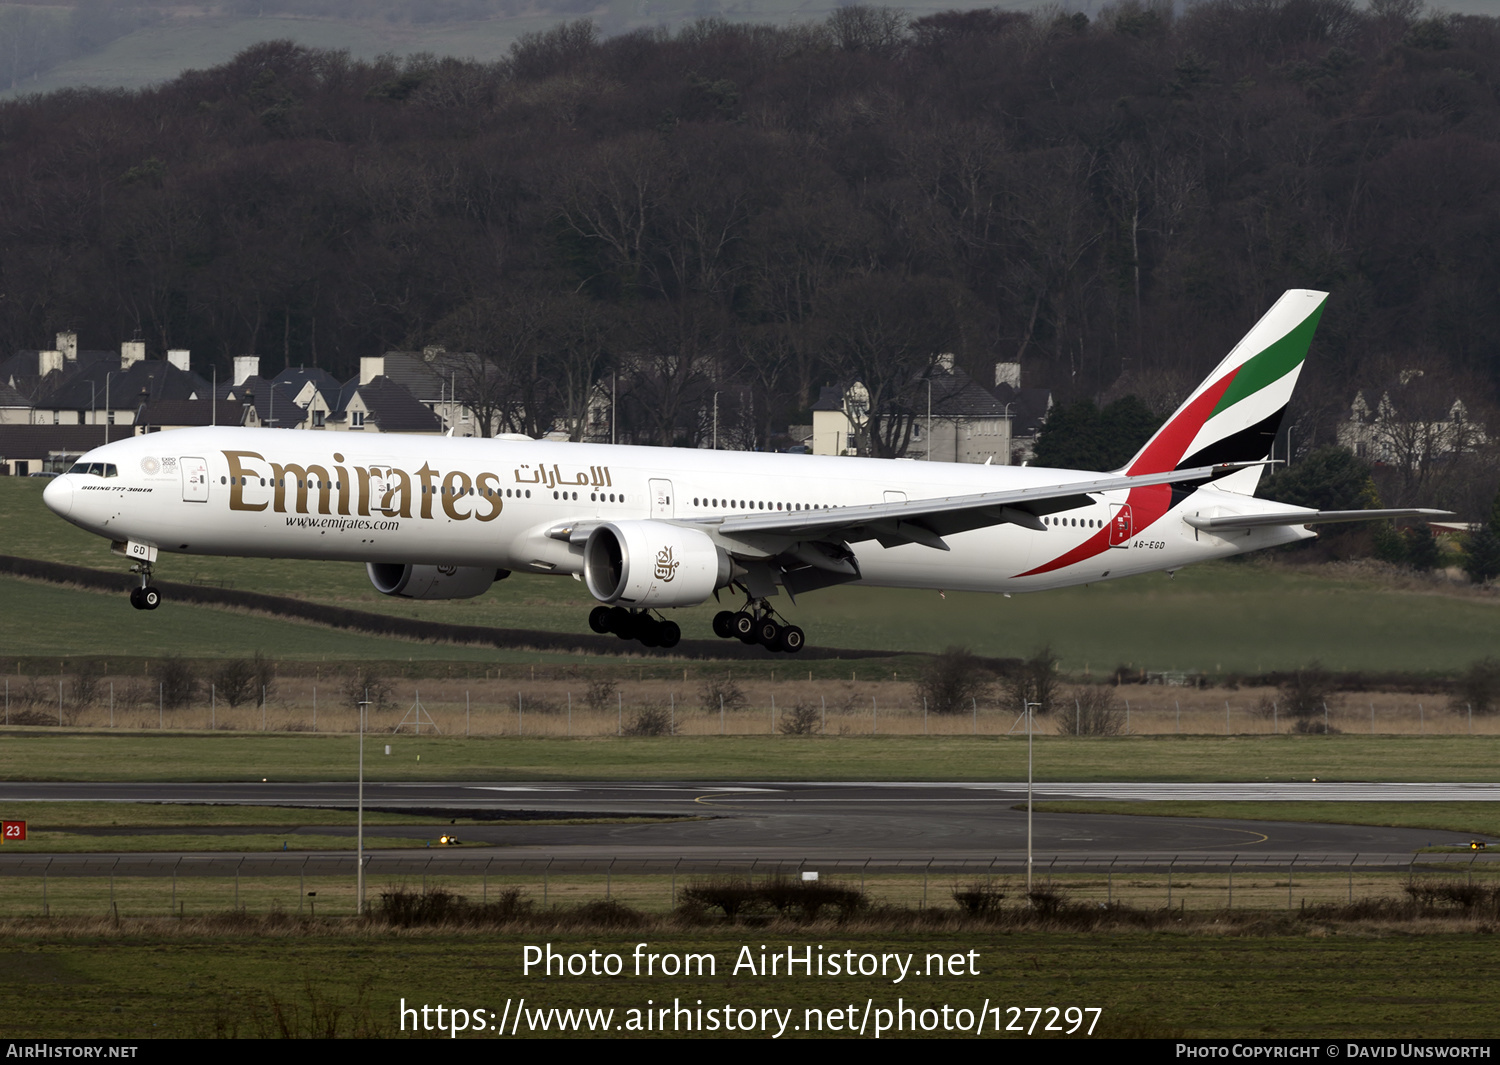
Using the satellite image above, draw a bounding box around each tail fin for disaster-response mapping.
[1121,289,1328,494]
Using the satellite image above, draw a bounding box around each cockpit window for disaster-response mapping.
[65,462,117,477]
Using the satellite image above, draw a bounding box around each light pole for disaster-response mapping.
[1024,698,1040,898]
[712,391,721,450]
[357,690,369,915]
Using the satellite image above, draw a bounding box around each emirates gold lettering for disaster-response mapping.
[332,453,351,516]
[225,451,267,512]
[221,450,515,524]
[441,470,473,520]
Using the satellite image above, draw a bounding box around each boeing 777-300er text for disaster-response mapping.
[43,290,1450,652]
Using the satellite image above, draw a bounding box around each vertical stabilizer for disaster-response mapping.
[1121,290,1327,494]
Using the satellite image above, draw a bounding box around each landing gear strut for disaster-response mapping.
[588,605,681,649]
[711,600,804,654]
[128,561,161,611]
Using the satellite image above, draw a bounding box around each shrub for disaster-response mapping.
[1452,658,1500,716]
[623,703,674,736]
[1026,887,1067,916]
[69,662,104,708]
[916,646,992,714]
[952,881,1006,916]
[1463,525,1500,584]
[1004,647,1060,715]
[1055,687,1125,735]
[681,879,762,919]
[583,677,617,713]
[153,657,198,709]
[698,674,747,712]
[378,888,467,927]
[211,659,257,708]
[777,702,821,735]
[1404,523,1441,571]
[343,669,393,713]
[758,877,866,920]
[1268,663,1338,720]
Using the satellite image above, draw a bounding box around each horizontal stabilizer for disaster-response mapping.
[1185,508,1455,532]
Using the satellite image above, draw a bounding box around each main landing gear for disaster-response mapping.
[589,605,682,649]
[128,561,162,611]
[711,602,805,654]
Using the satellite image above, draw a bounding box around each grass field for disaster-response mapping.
[2,926,1498,1038]
[4,477,1499,672]
[1032,801,1500,839]
[3,731,1499,783]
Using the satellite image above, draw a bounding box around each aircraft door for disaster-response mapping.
[1108,503,1133,547]
[182,456,209,503]
[366,462,397,515]
[650,479,674,519]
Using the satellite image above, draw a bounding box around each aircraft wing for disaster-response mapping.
[707,461,1264,552]
[1185,508,1455,532]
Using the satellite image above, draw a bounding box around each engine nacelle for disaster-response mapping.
[366,563,506,600]
[583,521,730,608]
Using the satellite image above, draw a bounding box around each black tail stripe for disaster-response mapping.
[1175,407,1287,470]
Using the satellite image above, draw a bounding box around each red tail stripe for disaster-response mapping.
[1126,369,1239,475]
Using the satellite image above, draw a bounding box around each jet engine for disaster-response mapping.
[366,562,506,599]
[583,521,730,608]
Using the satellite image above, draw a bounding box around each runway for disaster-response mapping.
[1,781,1495,873]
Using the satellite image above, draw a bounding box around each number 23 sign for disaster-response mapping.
[1,821,25,842]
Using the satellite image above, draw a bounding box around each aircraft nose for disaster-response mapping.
[43,474,73,518]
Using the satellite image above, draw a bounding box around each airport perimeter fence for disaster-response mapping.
[7,678,1500,737]
[2,852,1497,919]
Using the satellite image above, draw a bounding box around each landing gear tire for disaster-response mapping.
[141,586,161,610]
[637,616,662,648]
[712,610,736,639]
[777,625,805,654]
[756,618,782,650]
[658,620,681,649]
[588,605,612,634]
[129,587,144,610]
[732,611,758,643]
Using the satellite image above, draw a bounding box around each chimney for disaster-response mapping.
[166,349,190,372]
[360,355,385,386]
[233,355,260,387]
[120,340,146,371]
[39,350,63,377]
[56,332,77,363]
[994,361,1021,389]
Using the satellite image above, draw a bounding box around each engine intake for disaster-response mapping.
[366,563,506,600]
[583,521,729,608]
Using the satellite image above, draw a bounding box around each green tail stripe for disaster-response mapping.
[1210,302,1325,418]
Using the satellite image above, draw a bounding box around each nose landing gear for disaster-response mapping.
[128,561,161,611]
[712,602,804,653]
[588,605,681,649]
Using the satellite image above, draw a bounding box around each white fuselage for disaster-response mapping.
[44,427,1312,597]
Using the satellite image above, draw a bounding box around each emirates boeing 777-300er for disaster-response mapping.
[43,290,1449,652]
